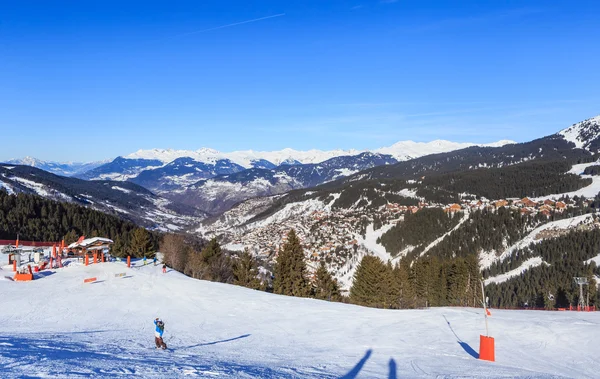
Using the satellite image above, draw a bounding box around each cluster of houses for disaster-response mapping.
[227,193,588,281]
[442,197,572,216]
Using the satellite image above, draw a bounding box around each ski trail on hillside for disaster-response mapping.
[484,257,548,285]
[479,213,595,271]
[417,211,470,258]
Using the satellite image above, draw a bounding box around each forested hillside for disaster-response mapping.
[0,189,160,257]
[485,227,600,308]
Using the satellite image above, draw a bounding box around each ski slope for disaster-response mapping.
[0,259,599,378]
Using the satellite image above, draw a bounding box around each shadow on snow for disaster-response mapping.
[443,315,479,359]
[0,333,338,378]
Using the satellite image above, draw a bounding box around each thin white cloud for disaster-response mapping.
[160,13,285,41]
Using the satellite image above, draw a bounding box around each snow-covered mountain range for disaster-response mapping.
[125,139,515,168]
[2,157,108,177]
[0,164,205,231]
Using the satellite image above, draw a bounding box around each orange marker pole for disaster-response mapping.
[479,280,495,362]
[85,254,89,266]
[127,256,131,268]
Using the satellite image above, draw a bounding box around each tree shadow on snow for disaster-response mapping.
[181,334,251,349]
[443,315,479,359]
[339,349,372,379]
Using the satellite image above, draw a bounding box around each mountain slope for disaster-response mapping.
[196,115,600,293]
[76,157,164,181]
[2,157,107,177]
[0,164,204,231]
[1,259,598,378]
[168,152,398,214]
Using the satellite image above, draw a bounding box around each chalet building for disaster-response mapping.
[445,204,462,213]
[494,200,509,208]
[520,197,538,208]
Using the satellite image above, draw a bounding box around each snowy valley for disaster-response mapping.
[0,258,598,378]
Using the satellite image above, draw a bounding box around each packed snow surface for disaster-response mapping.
[484,257,547,285]
[1,260,599,378]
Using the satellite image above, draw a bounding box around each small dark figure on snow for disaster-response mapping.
[154,318,167,349]
[153,256,157,266]
[162,264,167,274]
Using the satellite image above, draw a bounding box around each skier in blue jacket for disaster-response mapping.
[154,318,167,349]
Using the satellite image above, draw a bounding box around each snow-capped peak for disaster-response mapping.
[374,139,515,160]
[7,156,45,166]
[125,139,513,169]
[559,115,600,150]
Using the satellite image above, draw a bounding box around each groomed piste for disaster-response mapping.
[0,258,598,378]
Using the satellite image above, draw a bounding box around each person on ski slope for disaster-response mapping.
[153,256,157,266]
[154,318,167,349]
[162,264,167,274]
[143,256,147,266]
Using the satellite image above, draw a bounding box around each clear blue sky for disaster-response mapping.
[1,0,599,162]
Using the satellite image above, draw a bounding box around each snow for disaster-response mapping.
[111,186,132,194]
[11,177,51,197]
[357,223,394,261]
[375,139,515,161]
[480,214,595,271]
[250,199,327,229]
[126,139,514,169]
[396,188,420,199]
[332,168,359,179]
[558,115,600,150]
[484,257,547,285]
[585,253,600,266]
[0,181,14,194]
[417,211,470,258]
[534,160,600,200]
[0,260,599,378]
[67,237,114,249]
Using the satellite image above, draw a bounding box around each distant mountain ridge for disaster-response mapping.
[3,157,108,177]
[0,164,205,231]
[124,139,515,168]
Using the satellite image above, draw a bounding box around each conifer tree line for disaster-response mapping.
[160,229,343,300]
[0,190,159,257]
[350,254,482,309]
[378,208,461,258]
[422,160,590,200]
[485,227,600,308]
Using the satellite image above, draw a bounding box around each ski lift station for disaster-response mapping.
[1,236,113,282]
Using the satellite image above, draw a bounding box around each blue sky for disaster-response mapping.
[1,0,599,162]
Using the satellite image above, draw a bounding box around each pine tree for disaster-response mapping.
[200,238,233,283]
[200,238,222,266]
[350,255,393,308]
[129,227,151,258]
[313,261,341,301]
[234,249,263,290]
[273,229,310,297]
[393,262,415,309]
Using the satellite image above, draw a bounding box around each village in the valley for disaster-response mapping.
[223,194,589,275]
